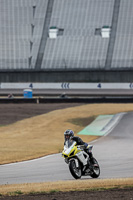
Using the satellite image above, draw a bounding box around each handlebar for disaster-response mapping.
[77,145,85,150]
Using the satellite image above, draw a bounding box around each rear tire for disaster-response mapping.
[90,158,100,178]
[69,159,81,179]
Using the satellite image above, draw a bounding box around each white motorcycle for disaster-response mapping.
[62,140,100,179]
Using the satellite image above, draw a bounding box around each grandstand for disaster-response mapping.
[0,0,133,82]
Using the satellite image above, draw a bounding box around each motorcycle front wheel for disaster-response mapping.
[69,159,82,179]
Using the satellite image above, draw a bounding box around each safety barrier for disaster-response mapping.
[1,97,133,104]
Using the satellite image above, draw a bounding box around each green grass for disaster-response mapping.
[29,191,47,195]
[7,190,23,196]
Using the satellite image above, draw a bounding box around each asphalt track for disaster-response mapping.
[1,88,133,97]
[0,112,133,185]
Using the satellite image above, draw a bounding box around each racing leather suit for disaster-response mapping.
[70,136,95,164]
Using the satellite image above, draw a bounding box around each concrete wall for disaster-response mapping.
[1,82,133,90]
[0,70,133,83]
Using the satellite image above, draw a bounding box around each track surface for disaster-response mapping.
[0,112,133,184]
[1,88,133,96]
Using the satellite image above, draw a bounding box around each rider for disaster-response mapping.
[64,129,97,166]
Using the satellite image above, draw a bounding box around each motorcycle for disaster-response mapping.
[62,139,100,179]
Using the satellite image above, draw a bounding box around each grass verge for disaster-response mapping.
[0,178,133,196]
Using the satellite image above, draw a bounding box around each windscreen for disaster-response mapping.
[65,139,75,148]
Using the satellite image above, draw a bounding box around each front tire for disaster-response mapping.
[90,158,100,178]
[69,159,82,179]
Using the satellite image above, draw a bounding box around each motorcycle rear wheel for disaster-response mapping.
[90,158,100,178]
[69,159,82,179]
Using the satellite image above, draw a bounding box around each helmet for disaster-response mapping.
[64,129,74,141]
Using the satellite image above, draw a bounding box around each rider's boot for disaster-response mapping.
[89,153,98,167]
[90,157,98,167]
